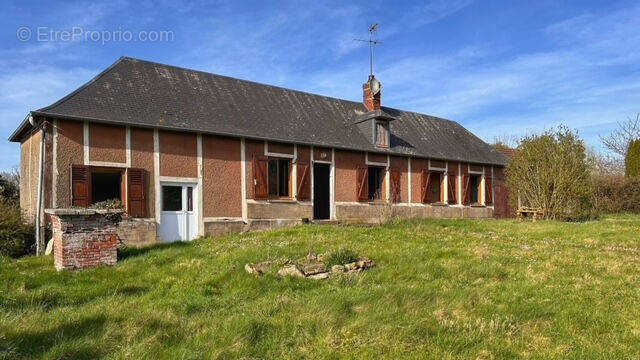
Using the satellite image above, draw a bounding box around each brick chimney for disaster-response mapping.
[363,75,381,111]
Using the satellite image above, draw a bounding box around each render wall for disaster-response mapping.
[130,127,155,217]
[19,129,41,222]
[55,120,84,208]
[203,135,242,218]
[390,155,408,203]
[159,130,198,178]
[89,123,126,163]
[335,149,366,202]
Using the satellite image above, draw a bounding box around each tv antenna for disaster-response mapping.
[355,23,381,76]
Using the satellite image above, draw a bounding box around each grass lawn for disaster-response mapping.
[1,215,639,359]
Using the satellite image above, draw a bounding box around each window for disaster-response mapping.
[421,170,445,204]
[374,121,389,148]
[71,165,147,217]
[91,170,122,204]
[427,172,443,203]
[368,166,384,200]
[162,185,182,211]
[267,158,291,197]
[470,175,480,204]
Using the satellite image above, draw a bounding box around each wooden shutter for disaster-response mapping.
[253,155,269,199]
[71,165,90,207]
[447,170,457,204]
[390,168,401,203]
[296,161,310,200]
[127,168,146,218]
[421,169,431,203]
[356,166,369,202]
[485,172,493,205]
[462,174,471,205]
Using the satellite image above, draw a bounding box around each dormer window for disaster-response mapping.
[374,121,389,148]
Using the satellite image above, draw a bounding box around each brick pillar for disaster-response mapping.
[46,209,122,271]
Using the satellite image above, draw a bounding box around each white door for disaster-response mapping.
[159,183,198,242]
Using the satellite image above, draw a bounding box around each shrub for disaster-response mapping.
[506,126,593,220]
[625,139,640,177]
[0,200,34,258]
[90,198,123,210]
[0,174,19,204]
[593,175,640,214]
[325,248,358,267]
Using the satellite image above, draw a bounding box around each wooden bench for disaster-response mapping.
[517,207,544,221]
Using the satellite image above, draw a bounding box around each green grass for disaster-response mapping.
[1,215,639,359]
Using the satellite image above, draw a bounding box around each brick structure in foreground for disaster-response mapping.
[46,209,123,271]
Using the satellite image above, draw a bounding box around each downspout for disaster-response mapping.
[29,114,46,255]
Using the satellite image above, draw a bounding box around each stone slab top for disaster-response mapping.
[45,208,124,216]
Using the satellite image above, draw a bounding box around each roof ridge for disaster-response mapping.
[121,56,370,109]
[123,57,467,127]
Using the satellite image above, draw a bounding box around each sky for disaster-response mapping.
[1,0,639,171]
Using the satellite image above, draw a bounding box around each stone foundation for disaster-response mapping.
[204,218,304,237]
[46,209,122,271]
[335,203,493,223]
[117,218,157,247]
[247,201,312,219]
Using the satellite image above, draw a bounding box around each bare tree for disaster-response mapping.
[1,166,20,188]
[599,113,640,157]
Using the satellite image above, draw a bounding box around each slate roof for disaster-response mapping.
[10,57,507,166]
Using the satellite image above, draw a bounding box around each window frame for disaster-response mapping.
[70,165,147,217]
[424,170,446,204]
[373,121,390,148]
[469,174,482,205]
[267,157,292,199]
[367,166,385,201]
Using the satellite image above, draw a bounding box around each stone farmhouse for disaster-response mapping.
[11,57,509,246]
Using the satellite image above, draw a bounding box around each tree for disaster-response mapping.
[0,174,19,204]
[625,139,640,177]
[506,126,593,220]
[600,113,640,157]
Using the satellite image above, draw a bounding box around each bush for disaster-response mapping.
[625,139,640,177]
[592,174,640,214]
[0,200,34,258]
[325,248,359,267]
[506,126,593,221]
[0,174,19,204]
[90,198,123,210]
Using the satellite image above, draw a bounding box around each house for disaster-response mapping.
[10,57,508,246]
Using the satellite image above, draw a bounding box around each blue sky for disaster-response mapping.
[1,0,639,171]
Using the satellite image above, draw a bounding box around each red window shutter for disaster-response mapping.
[390,168,401,203]
[71,165,90,207]
[485,172,493,205]
[447,170,457,204]
[296,161,310,200]
[253,155,268,199]
[127,168,146,218]
[421,169,431,203]
[356,166,369,202]
[462,174,471,205]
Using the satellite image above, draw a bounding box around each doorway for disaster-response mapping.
[159,183,198,242]
[313,163,330,220]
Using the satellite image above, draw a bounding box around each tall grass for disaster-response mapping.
[1,215,638,359]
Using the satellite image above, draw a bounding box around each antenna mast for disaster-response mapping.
[355,23,381,76]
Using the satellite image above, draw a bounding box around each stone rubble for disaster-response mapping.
[246,252,376,280]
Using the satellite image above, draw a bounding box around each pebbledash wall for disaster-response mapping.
[21,118,506,245]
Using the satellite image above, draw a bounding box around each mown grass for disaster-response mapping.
[1,215,639,359]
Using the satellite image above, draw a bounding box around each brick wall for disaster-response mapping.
[48,209,122,271]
